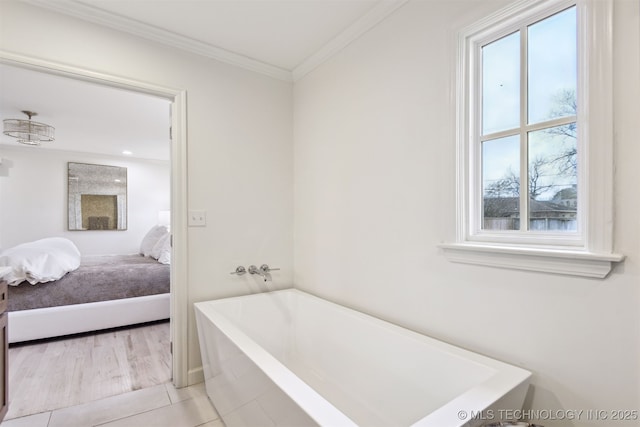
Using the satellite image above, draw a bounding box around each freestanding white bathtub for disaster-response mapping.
[195,289,531,427]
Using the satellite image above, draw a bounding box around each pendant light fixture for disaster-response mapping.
[3,110,55,145]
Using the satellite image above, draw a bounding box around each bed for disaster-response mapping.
[1,231,171,343]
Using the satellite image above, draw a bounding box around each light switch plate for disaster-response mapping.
[188,210,206,227]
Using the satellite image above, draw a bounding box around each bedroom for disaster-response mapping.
[0,0,638,427]
[0,62,174,416]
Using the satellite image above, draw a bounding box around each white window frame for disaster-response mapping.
[440,0,624,278]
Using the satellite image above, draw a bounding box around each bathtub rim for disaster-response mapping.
[195,292,357,426]
[194,288,531,427]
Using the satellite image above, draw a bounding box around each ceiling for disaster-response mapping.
[24,0,406,80]
[73,0,378,71]
[0,64,171,161]
[1,0,405,160]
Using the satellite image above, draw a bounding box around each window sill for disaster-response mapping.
[439,243,624,278]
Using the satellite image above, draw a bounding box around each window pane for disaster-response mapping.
[528,124,577,232]
[482,135,520,230]
[482,31,520,135]
[528,7,577,124]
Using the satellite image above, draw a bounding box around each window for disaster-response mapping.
[481,6,577,235]
[441,0,624,278]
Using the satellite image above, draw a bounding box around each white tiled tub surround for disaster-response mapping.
[195,289,531,427]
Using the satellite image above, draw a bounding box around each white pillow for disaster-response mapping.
[157,236,171,265]
[150,233,169,260]
[0,237,81,286]
[140,225,168,257]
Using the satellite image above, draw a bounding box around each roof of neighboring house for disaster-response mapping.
[484,197,577,217]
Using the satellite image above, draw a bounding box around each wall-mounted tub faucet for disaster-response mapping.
[248,264,280,282]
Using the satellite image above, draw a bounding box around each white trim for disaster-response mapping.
[170,91,190,388]
[291,0,409,81]
[188,366,204,386]
[20,0,409,83]
[439,243,622,278]
[21,0,292,82]
[0,51,179,99]
[581,0,615,254]
[446,0,623,277]
[0,50,190,386]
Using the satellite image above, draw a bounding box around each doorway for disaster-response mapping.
[0,52,188,417]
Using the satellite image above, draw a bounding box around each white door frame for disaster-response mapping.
[0,51,189,387]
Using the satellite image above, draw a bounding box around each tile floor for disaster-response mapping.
[1,382,224,427]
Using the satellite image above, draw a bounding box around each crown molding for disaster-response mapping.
[21,0,293,82]
[292,0,409,81]
[21,0,409,83]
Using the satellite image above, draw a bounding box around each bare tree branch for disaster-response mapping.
[484,88,579,220]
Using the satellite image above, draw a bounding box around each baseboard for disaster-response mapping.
[187,366,204,386]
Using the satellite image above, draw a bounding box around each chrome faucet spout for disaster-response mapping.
[248,265,269,281]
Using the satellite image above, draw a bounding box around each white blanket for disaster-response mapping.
[0,237,81,286]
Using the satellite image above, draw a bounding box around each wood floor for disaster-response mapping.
[6,321,171,420]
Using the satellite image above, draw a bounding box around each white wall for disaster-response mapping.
[0,0,294,381]
[3,1,637,422]
[294,1,639,426]
[0,145,169,255]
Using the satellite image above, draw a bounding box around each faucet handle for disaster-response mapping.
[260,264,280,273]
[230,266,246,275]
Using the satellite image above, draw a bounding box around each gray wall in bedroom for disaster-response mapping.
[0,145,170,255]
